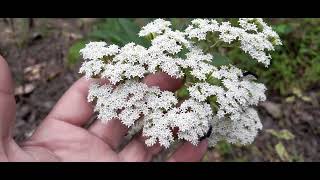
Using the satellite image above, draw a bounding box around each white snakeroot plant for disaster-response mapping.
[79,18,282,149]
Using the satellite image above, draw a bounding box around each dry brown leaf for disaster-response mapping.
[14,83,36,95]
[23,63,46,81]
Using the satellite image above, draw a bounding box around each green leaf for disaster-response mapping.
[88,18,149,47]
[206,75,221,86]
[275,142,292,161]
[175,86,189,99]
[175,47,189,59]
[266,129,295,140]
[117,19,149,46]
[118,18,140,40]
[211,53,231,67]
[105,31,127,44]
[88,30,108,40]
[216,140,233,155]
[274,24,293,36]
[67,40,87,66]
[208,96,219,112]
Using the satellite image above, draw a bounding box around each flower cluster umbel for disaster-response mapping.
[79,18,282,148]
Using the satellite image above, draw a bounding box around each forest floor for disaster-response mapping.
[0,18,319,162]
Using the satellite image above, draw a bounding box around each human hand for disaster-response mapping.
[0,55,208,162]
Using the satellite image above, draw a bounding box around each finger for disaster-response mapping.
[89,72,183,153]
[142,71,183,91]
[44,77,107,126]
[167,139,208,162]
[118,133,162,162]
[87,119,128,150]
[0,55,16,141]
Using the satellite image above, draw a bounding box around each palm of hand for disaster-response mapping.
[0,56,208,162]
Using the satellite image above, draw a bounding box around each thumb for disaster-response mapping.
[0,55,16,142]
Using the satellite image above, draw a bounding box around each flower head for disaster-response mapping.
[79,18,281,148]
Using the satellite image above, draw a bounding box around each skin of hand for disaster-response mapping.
[0,55,208,162]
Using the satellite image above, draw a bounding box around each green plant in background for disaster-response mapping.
[215,140,233,156]
[87,18,150,46]
[67,40,88,66]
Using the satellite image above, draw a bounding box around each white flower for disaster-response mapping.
[145,89,178,111]
[238,18,259,32]
[189,65,266,121]
[101,43,149,84]
[208,108,263,146]
[143,110,173,148]
[80,42,119,60]
[79,59,105,78]
[188,83,224,102]
[214,66,266,119]
[218,22,241,44]
[185,19,219,40]
[150,30,189,54]
[139,19,172,37]
[238,32,274,66]
[178,47,215,80]
[168,99,212,145]
[184,18,282,66]
[113,43,148,64]
[88,81,149,125]
[144,29,190,78]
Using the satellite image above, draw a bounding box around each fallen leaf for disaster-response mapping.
[14,83,35,95]
[46,66,61,80]
[292,87,303,98]
[266,129,295,140]
[24,63,46,81]
[285,96,296,103]
[275,142,292,162]
[301,95,312,102]
[292,87,312,102]
[260,101,283,119]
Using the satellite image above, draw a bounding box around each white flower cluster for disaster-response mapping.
[208,108,263,146]
[185,18,282,66]
[88,80,210,148]
[189,65,266,119]
[138,19,172,37]
[178,47,216,80]
[143,99,212,147]
[79,18,281,148]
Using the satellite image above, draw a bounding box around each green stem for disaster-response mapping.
[204,40,222,53]
[210,40,222,49]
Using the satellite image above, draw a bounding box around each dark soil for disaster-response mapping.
[0,18,319,162]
